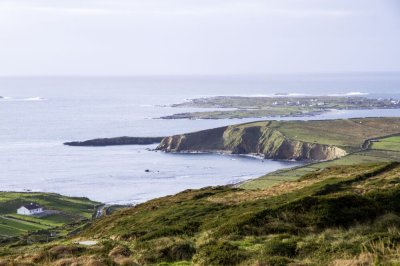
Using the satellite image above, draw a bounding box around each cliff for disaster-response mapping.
[65,136,163,147]
[156,123,347,161]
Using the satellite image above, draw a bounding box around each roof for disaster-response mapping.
[21,203,42,210]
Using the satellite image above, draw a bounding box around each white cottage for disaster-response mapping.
[17,203,43,215]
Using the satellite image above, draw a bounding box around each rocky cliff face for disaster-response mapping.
[156,124,347,161]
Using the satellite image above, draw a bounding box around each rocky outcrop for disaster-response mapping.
[65,136,164,147]
[156,125,347,161]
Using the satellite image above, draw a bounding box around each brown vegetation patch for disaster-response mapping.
[108,245,132,258]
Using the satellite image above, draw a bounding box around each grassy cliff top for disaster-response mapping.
[246,117,400,149]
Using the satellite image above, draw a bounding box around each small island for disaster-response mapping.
[160,95,400,119]
[64,136,164,147]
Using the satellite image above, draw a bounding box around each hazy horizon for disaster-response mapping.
[1,0,399,76]
[1,71,400,78]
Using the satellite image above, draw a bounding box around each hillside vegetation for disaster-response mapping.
[2,162,400,265]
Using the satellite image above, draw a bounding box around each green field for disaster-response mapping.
[0,192,100,238]
[242,134,400,190]
[269,118,400,148]
[371,136,400,151]
[0,216,48,236]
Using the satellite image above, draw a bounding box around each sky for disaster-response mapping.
[0,0,399,76]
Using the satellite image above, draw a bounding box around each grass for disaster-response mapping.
[0,217,48,236]
[242,133,400,190]
[270,118,400,148]
[371,136,400,151]
[0,192,100,238]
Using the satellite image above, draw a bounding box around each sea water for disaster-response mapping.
[1,74,399,203]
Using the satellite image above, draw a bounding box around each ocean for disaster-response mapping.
[1,73,400,204]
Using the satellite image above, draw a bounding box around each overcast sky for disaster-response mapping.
[0,0,399,76]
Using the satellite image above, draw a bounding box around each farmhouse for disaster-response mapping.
[17,203,44,216]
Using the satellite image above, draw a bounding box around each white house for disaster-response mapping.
[17,203,44,216]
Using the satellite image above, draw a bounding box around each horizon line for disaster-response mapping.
[0,71,400,78]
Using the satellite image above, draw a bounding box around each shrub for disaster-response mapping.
[47,245,85,259]
[263,238,297,257]
[137,238,195,264]
[193,241,248,266]
[283,194,379,228]
[374,213,400,230]
[108,245,132,258]
[259,256,292,266]
[166,242,196,261]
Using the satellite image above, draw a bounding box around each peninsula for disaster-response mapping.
[157,117,400,160]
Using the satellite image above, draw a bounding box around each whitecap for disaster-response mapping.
[0,96,46,101]
[328,92,369,97]
[25,97,45,101]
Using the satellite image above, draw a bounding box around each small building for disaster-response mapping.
[17,203,44,216]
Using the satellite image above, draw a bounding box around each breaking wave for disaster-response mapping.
[0,96,46,101]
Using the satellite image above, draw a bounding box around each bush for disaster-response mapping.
[166,242,196,261]
[374,213,400,230]
[108,245,131,258]
[259,256,292,266]
[263,238,297,257]
[193,241,248,266]
[137,238,195,264]
[283,194,379,228]
[47,245,85,259]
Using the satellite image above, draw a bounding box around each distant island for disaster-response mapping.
[160,95,400,119]
[64,136,164,146]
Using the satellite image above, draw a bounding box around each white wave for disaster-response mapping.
[25,97,45,101]
[274,93,311,97]
[0,96,46,101]
[328,92,369,96]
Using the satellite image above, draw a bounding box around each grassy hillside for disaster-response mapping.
[0,192,100,239]
[2,162,400,265]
